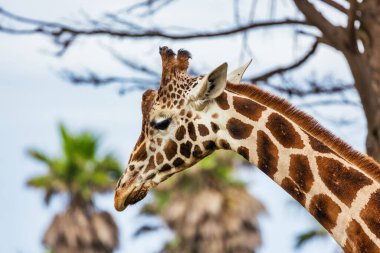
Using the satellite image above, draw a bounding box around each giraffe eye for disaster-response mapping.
[153,118,172,130]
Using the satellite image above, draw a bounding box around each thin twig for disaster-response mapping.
[258,81,354,97]
[293,0,343,50]
[319,0,348,14]
[250,40,319,83]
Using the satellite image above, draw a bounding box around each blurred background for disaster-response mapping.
[1,0,379,253]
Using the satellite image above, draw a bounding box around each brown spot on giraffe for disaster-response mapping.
[266,113,304,149]
[226,118,253,140]
[175,126,186,141]
[188,122,197,141]
[257,130,279,179]
[198,124,209,136]
[156,152,164,165]
[129,135,145,163]
[233,96,266,121]
[215,92,230,110]
[192,145,203,158]
[218,139,231,150]
[344,219,380,253]
[308,134,334,154]
[159,163,172,173]
[281,178,306,206]
[237,146,249,160]
[289,154,314,193]
[203,140,216,151]
[131,143,147,162]
[144,156,155,172]
[317,157,372,207]
[180,141,192,158]
[164,139,178,161]
[211,122,220,133]
[360,189,380,239]
[173,157,185,167]
[309,194,341,232]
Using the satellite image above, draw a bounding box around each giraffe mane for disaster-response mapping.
[225,81,380,183]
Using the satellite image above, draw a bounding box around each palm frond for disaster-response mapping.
[295,228,328,249]
[27,123,122,201]
[27,149,52,164]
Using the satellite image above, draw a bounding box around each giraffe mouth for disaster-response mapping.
[114,185,149,211]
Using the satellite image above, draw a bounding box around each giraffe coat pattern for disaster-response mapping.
[114,47,380,253]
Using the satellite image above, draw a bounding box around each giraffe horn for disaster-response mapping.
[227,59,252,84]
[176,48,192,72]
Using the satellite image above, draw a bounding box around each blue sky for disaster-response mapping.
[0,0,367,253]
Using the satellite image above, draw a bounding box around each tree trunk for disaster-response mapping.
[345,0,380,163]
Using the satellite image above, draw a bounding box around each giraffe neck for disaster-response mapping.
[208,86,380,252]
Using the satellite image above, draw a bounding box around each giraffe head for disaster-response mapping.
[114,47,250,211]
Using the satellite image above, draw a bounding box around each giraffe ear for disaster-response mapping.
[189,62,228,107]
[227,59,252,84]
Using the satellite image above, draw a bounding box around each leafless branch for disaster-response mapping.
[250,40,319,83]
[124,0,176,16]
[297,99,359,108]
[0,8,309,55]
[60,70,158,89]
[106,48,160,77]
[319,0,348,14]
[258,80,354,97]
[299,102,359,127]
[0,3,358,110]
[347,0,358,52]
[0,9,308,39]
[293,0,345,50]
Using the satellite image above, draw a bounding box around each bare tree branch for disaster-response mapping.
[347,0,359,52]
[293,0,346,50]
[319,0,348,14]
[0,3,358,108]
[0,9,308,39]
[124,0,176,16]
[250,40,319,83]
[297,99,359,108]
[0,7,309,55]
[60,70,158,89]
[259,80,354,97]
[106,48,160,77]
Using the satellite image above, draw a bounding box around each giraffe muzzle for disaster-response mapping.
[114,185,149,211]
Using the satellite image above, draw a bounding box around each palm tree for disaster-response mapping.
[140,151,265,253]
[27,124,122,253]
[295,227,329,249]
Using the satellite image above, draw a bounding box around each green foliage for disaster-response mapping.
[27,123,122,204]
[138,150,265,253]
[295,228,328,249]
[141,151,246,215]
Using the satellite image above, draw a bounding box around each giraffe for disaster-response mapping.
[114,46,380,253]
